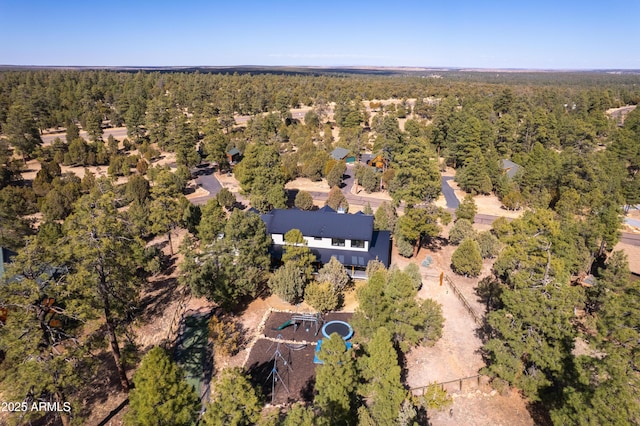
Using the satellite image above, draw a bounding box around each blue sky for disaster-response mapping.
[1,0,638,69]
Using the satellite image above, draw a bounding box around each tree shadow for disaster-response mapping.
[75,350,126,420]
[286,188,299,208]
[526,401,553,426]
[136,276,182,324]
[423,236,448,252]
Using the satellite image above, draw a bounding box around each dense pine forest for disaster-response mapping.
[1,68,640,425]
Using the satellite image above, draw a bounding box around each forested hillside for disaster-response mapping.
[1,68,639,424]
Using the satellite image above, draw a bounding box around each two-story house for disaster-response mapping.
[260,206,391,278]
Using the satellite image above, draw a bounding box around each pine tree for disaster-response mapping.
[455,194,477,222]
[125,347,199,426]
[64,183,145,391]
[326,186,348,211]
[201,368,262,426]
[282,229,316,280]
[314,334,357,425]
[358,327,407,425]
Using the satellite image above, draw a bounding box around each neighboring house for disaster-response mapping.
[260,206,391,278]
[359,153,386,171]
[501,159,521,179]
[330,147,352,162]
[226,148,242,165]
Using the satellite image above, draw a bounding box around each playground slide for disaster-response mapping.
[274,319,294,330]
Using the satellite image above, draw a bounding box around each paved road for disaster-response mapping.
[441,176,460,209]
[41,127,129,145]
[190,165,223,205]
[341,164,356,197]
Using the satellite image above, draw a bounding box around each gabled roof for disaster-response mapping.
[501,159,521,179]
[227,148,241,156]
[261,208,374,241]
[330,147,350,160]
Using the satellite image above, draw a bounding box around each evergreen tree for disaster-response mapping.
[304,281,340,312]
[294,190,314,210]
[235,143,286,212]
[282,229,316,280]
[455,194,477,222]
[396,205,446,257]
[63,183,145,391]
[268,261,307,304]
[451,238,482,276]
[358,327,407,425]
[326,186,348,211]
[125,347,199,426]
[4,101,42,160]
[448,218,476,245]
[316,256,350,292]
[314,334,357,425]
[327,161,347,189]
[374,201,397,232]
[283,403,316,426]
[483,210,582,401]
[0,239,85,426]
[352,270,443,352]
[216,187,236,211]
[202,368,262,426]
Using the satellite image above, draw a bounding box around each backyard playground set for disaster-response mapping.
[244,311,354,405]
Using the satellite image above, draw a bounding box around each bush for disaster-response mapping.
[403,263,422,291]
[208,314,243,356]
[451,238,482,277]
[294,190,314,210]
[396,235,414,258]
[317,256,351,292]
[449,218,476,245]
[476,231,501,259]
[268,262,306,304]
[304,281,340,312]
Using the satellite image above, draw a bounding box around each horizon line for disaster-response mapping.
[1,64,639,73]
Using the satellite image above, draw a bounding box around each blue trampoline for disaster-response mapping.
[321,320,354,341]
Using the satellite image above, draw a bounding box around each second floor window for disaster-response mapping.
[350,239,365,248]
[331,238,345,247]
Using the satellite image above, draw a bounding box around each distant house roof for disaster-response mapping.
[227,148,241,157]
[269,230,391,268]
[261,208,374,241]
[360,153,374,164]
[501,159,521,179]
[330,147,350,161]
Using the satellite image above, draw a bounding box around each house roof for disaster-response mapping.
[501,159,521,179]
[269,230,391,268]
[227,148,241,156]
[261,208,374,241]
[330,147,350,160]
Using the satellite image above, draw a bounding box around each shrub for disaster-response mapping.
[208,314,243,356]
[449,218,476,245]
[304,281,340,312]
[451,238,482,277]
